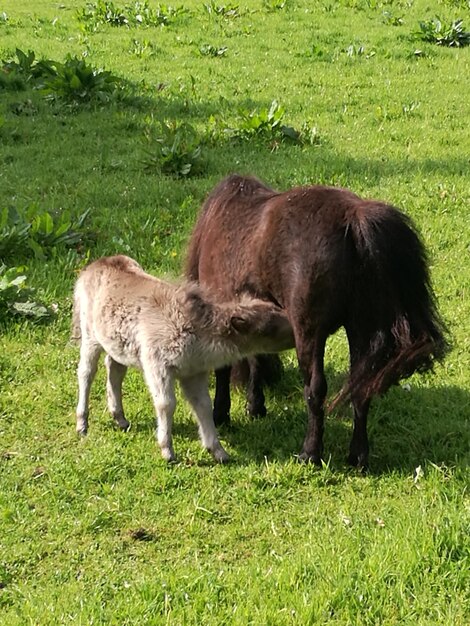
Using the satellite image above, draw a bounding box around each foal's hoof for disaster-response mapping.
[76,424,88,436]
[210,447,230,464]
[113,412,130,432]
[161,447,177,463]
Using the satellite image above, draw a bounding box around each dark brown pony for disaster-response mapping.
[185,174,449,467]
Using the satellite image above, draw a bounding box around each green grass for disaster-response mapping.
[1,0,469,623]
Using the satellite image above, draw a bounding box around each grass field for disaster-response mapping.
[1,0,469,623]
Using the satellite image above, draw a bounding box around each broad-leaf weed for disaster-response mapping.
[142,121,204,177]
[414,16,470,47]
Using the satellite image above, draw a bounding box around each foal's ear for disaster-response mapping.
[230,315,252,333]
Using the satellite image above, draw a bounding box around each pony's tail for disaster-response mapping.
[331,204,450,409]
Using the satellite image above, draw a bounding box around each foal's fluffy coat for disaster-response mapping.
[73,255,292,462]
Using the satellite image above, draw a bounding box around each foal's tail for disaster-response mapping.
[332,203,450,408]
[71,284,82,342]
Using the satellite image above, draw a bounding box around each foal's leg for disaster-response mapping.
[76,340,102,435]
[180,373,230,463]
[295,331,328,465]
[213,366,232,426]
[104,355,130,431]
[142,361,177,461]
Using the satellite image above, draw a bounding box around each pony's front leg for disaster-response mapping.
[105,355,130,431]
[213,366,232,426]
[348,398,371,469]
[76,340,102,435]
[180,373,229,463]
[142,361,177,462]
[296,334,327,465]
[246,356,267,418]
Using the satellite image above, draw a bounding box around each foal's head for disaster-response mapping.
[183,287,293,354]
[225,297,294,354]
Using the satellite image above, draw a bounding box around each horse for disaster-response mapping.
[185,174,449,468]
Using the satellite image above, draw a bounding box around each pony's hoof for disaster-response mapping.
[347,452,369,472]
[296,451,322,466]
[248,404,267,419]
[213,411,231,428]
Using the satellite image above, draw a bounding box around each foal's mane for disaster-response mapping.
[182,283,224,333]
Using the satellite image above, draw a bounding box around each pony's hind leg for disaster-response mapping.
[246,356,267,418]
[295,330,328,465]
[348,398,371,469]
[345,327,372,468]
[213,366,232,426]
[105,355,130,431]
[76,340,102,435]
[180,373,229,464]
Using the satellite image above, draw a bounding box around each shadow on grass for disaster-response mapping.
[123,355,468,475]
[366,384,470,474]
[169,362,470,476]
[204,140,470,184]
[94,359,468,478]
[3,85,469,185]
